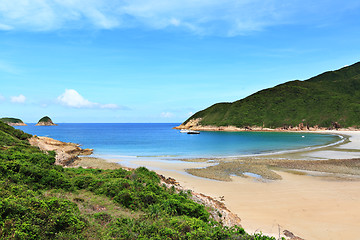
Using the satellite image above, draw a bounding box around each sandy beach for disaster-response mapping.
[77,130,360,240]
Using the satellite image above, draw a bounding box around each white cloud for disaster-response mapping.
[57,89,121,109]
[11,94,26,103]
[58,89,94,108]
[0,0,357,35]
[161,112,175,118]
[0,94,5,101]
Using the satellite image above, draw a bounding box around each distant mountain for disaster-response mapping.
[0,117,27,126]
[178,62,360,130]
[36,116,57,126]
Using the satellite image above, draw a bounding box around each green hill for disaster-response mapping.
[0,117,26,126]
[36,116,56,126]
[183,62,360,129]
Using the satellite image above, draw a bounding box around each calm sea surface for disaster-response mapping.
[16,123,340,159]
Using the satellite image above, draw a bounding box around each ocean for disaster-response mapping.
[15,123,341,160]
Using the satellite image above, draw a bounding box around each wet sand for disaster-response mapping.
[76,130,360,239]
[104,158,360,240]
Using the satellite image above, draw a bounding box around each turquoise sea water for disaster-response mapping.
[16,123,341,159]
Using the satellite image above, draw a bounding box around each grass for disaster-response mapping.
[43,189,144,239]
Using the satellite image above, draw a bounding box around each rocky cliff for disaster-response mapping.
[159,175,242,228]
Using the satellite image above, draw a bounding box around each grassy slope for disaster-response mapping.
[0,121,276,240]
[186,62,360,128]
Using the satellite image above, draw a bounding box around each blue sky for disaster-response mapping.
[1,0,360,123]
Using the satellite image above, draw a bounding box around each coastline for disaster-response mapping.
[73,130,360,240]
[173,118,360,132]
[32,130,360,239]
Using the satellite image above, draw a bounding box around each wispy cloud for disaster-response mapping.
[11,94,26,103]
[0,23,12,30]
[0,94,5,101]
[100,103,119,109]
[0,60,19,74]
[0,0,357,36]
[161,112,175,118]
[57,89,122,109]
[0,0,119,31]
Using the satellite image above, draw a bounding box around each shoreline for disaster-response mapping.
[174,118,360,132]
[72,130,360,239]
[90,129,348,162]
[194,130,348,160]
[34,130,360,239]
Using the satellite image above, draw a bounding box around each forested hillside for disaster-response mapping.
[184,62,360,129]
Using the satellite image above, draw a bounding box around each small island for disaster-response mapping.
[0,117,27,126]
[35,116,57,126]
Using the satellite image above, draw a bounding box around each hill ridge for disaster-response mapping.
[177,61,360,130]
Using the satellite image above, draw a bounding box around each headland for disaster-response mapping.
[0,117,27,126]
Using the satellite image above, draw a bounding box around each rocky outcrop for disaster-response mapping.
[29,136,93,166]
[332,121,341,129]
[6,122,27,126]
[159,174,242,227]
[190,192,242,227]
[174,118,203,130]
[283,230,305,240]
[36,116,57,126]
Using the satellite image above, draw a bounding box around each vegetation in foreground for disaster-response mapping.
[185,61,360,129]
[0,121,278,239]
